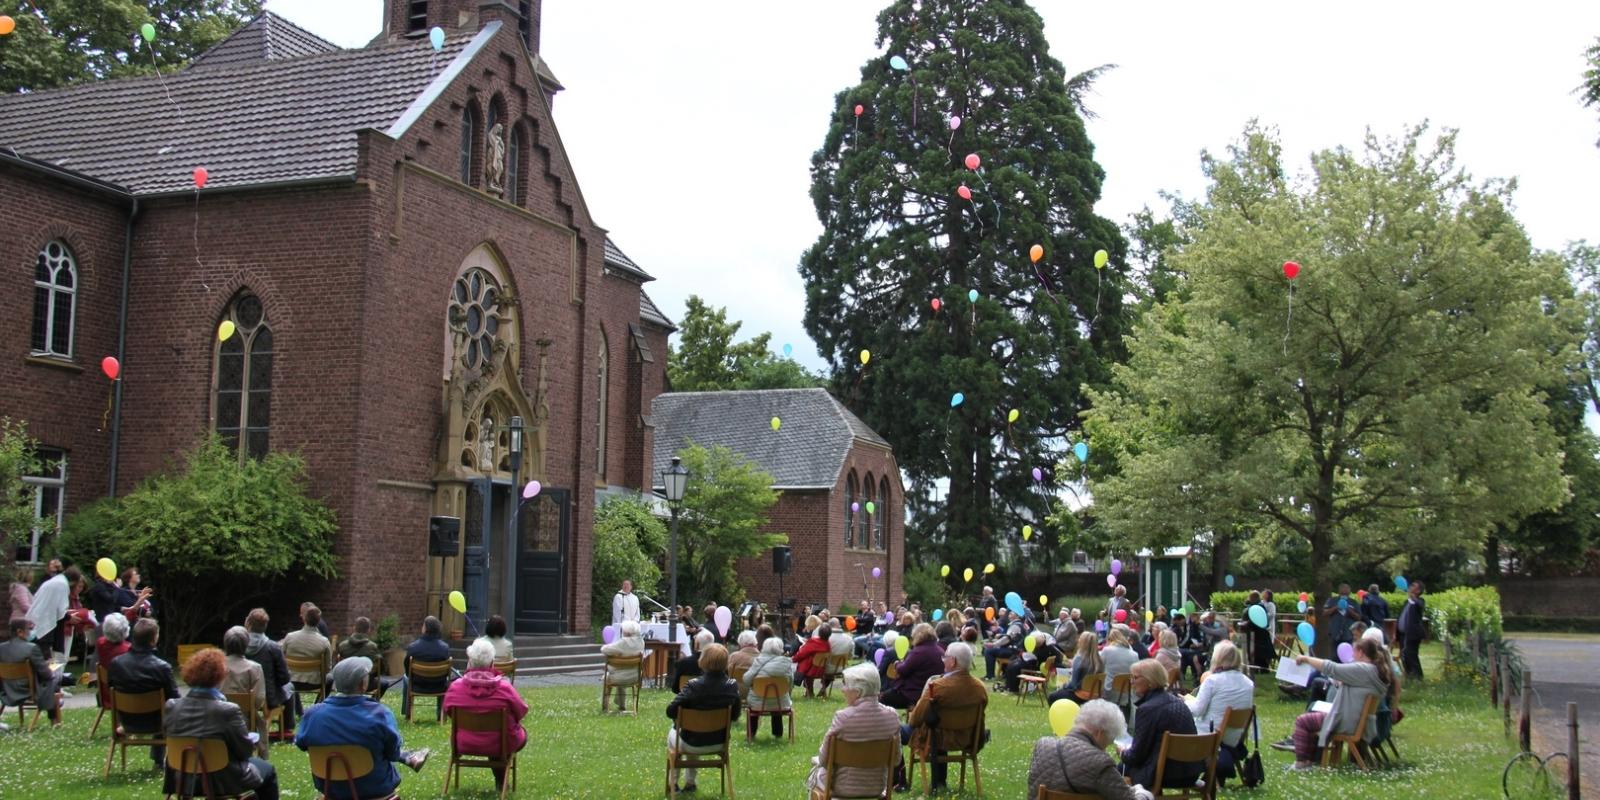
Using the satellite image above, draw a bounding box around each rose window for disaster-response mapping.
[450,268,502,370]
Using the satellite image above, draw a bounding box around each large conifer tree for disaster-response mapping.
[800,0,1126,567]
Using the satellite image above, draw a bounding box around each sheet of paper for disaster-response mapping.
[1310,700,1333,715]
[1114,735,1133,750]
[1275,657,1314,686]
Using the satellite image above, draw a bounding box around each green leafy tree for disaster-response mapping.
[97,437,338,649]
[0,418,48,577]
[668,295,821,391]
[0,0,263,94]
[673,442,786,606]
[1582,37,1600,145]
[591,495,666,626]
[800,0,1128,569]
[1085,124,1577,594]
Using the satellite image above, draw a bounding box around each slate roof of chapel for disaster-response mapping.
[651,388,891,490]
[187,11,340,69]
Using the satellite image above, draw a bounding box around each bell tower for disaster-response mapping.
[382,0,539,52]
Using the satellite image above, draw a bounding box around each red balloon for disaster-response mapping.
[100,356,120,381]
[854,104,863,117]
[931,298,941,312]
[957,185,972,201]
[964,153,981,170]
[193,167,209,189]
[1282,260,1300,280]
[1113,609,1128,623]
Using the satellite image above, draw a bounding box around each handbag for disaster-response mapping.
[1239,710,1266,787]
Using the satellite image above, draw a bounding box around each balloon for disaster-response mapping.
[429,26,445,51]
[215,319,236,343]
[448,590,467,614]
[782,343,793,357]
[983,563,995,575]
[1184,600,1196,614]
[895,635,910,659]
[1394,575,1409,591]
[1021,525,1032,541]
[714,605,733,637]
[1049,699,1079,736]
[602,625,617,644]
[1110,559,1122,576]
[949,115,961,131]
[1008,409,1019,424]
[193,167,209,189]
[1338,597,1349,612]
[951,392,964,408]
[96,558,117,582]
[1073,441,1089,463]
[1113,609,1127,623]
[1248,605,1268,629]
[1283,261,1301,280]
[522,480,541,499]
[1357,590,1367,600]
[1029,244,1044,263]
[1032,467,1043,482]
[1299,592,1309,602]
[1095,619,1107,632]
[889,55,909,71]
[1004,592,1024,616]
[770,417,781,431]
[874,648,886,667]
[1297,600,1308,613]
[964,153,981,171]
[957,184,972,201]
[1041,595,1050,608]
[932,608,944,622]
[1224,574,1235,588]
[865,501,876,514]
[1094,249,1109,269]
[844,616,856,631]
[1336,642,1354,663]
[859,349,871,365]
[851,502,860,513]
[931,298,942,312]
[984,607,995,621]
[1024,635,1037,654]
[871,567,881,578]
[1296,621,1316,647]
[1145,610,1154,625]
[1106,574,1117,588]
[968,288,979,303]
[854,104,864,117]
[0,16,14,36]
[100,356,121,381]
[941,564,951,577]
[963,567,973,582]
[141,22,156,42]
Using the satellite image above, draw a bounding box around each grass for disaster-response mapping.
[0,644,1525,799]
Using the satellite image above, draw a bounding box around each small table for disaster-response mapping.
[643,641,679,689]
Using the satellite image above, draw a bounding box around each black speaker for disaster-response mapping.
[772,545,792,575]
[428,516,461,556]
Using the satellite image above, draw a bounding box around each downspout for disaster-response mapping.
[107,197,139,497]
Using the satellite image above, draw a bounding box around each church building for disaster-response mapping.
[0,1,674,638]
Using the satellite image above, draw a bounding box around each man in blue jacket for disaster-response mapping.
[296,657,429,799]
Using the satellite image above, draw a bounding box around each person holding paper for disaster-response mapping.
[1186,642,1254,783]
[1273,638,1393,769]
[0,617,63,727]
[1029,699,1153,800]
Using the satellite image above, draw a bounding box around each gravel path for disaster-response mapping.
[1509,635,1599,798]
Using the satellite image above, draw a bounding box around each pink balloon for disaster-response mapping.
[192,167,208,189]
[1336,642,1354,663]
[871,567,882,578]
[854,104,864,117]
[1113,609,1128,623]
[714,605,733,637]
[957,184,972,200]
[1106,574,1117,588]
[931,298,941,312]
[522,480,541,499]
[964,153,980,171]
[949,115,961,130]
[1031,467,1043,482]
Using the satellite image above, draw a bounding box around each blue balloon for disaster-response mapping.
[1073,442,1089,462]
[1394,575,1409,591]
[1224,574,1235,588]
[782,343,793,357]
[951,392,964,408]
[1296,621,1316,647]
[1297,600,1308,614]
[932,609,944,622]
[1247,605,1268,629]
[429,26,445,51]
[1004,592,1025,616]
[1338,597,1349,612]
[968,288,979,303]
[889,55,909,71]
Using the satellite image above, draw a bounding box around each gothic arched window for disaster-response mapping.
[844,471,858,548]
[876,475,890,550]
[460,103,478,185]
[506,123,523,206]
[449,268,502,371]
[859,472,874,549]
[31,240,76,358]
[596,329,609,479]
[214,292,273,462]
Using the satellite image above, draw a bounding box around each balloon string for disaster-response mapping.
[101,387,113,432]
[1089,268,1103,330]
[1283,285,1295,356]
[145,40,187,127]
[194,190,209,292]
[976,170,1001,228]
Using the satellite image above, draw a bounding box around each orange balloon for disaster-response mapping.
[844,616,857,631]
[1029,244,1043,263]
[984,607,995,621]
[0,15,15,36]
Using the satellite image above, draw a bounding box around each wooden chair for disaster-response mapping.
[993,656,1011,678]
[1219,706,1255,751]
[818,653,851,697]
[309,744,398,800]
[1150,730,1222,799]
[1167,666,1183,694]
[666,706,734,799]
[1037,789,1101,800]
[105,688,166,777]
[1321,694,1379,770]
[175,644,209,670]
[0,660,59,732]
[224,691,270,758]
[601,655,643,715]
[285,655,329,708]
[807,734,898,800]
[491,658,516,680]
[1111,673,1135,717]
[89,663,111,738]
[444,706,518,800]
[676,671,695,693]
[405,659,452,723]
[911,703,985,796]
[746,676,796,743]
[1078,672,1105,701]
[165,736,258,799]
[1016,656,1056,707]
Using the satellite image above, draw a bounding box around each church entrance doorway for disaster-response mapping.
[515,488,569,634]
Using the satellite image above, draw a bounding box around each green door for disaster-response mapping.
[1150,558,1183,611]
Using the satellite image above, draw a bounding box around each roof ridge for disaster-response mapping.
[657,387,826,398]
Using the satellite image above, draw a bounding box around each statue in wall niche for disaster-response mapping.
[486,122,506,197]
[478,415,496,472]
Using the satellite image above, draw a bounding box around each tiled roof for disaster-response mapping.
[651,388,890,490]
[603,236,652,281]
[0,26,480,194]
[187,12,339,70]
[639,290,675,330]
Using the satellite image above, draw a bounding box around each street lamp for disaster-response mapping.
[505,416,524,632]
[662,456,689,646]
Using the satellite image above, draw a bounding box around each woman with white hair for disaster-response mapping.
[442,639,528,792]
[1186,640,1255,783]
[95,612,133,676]
[805,663,902,797]
[728,630,759,699]
[743,636,795,739]
[601,620,646,711]
[672,628,717,691]
[1029,699,1153,800]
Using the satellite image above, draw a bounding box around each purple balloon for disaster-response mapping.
[1110,559,1123,576]
[1032,467,1043,482]
[522,480,541,500]
[874,648,886,667]
[1336,642,1354,663]
[1106,574,1117,588]
[601,625,617,644]
[851,502,860,513]
[871,567,882,578]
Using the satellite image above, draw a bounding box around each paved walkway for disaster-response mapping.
[1509,634,1599,797]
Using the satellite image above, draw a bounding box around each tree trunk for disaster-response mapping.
[1309,529,1333,658]
[1484,534,1501,583]
[1211,529,1232,592]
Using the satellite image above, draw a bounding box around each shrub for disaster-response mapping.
[1425,585,1502,643]
[591,495,665,621]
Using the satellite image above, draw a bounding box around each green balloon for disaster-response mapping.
[865,501,876,514]
[141,23,156,42]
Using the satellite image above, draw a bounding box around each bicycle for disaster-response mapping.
[1502,749,1570,799]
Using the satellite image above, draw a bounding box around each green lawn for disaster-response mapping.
[0,645,1524,799]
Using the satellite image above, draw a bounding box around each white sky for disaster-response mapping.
[265,1,1600,374]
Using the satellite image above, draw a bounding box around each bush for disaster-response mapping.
[0,418,48,570]
[591,496,665,622]
[373,614,400,652]
[902,562,955,610]
[1426,585,1502,643]
[47,497,118,569]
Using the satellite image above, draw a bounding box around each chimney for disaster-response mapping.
[382,0,536,48]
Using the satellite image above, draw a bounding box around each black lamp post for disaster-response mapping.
[662,456,689,646]
[505,415,523,632]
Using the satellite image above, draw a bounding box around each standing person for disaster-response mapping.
[1106,585,1130,624]
[1242,591,1273,673]
[1321,584,1362,653]
[297,657,430,800]
[24,565,80,660]
[978,587,999,615]
[161,648,279,800]
[1261,590,1278,641]
[612,579,640,625]
[0,617,63,727]
[85,569,121,676]
[7,567,33,621]
[1361,584,1391,640]
[114,567,154,620]
[109,618,180,767]
[1396,581,1426,680]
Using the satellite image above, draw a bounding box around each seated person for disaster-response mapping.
[666,644,741,794]
[96,612,133,677]
[935,621,959,648]
[1186,641,1255,783]
[282,603,332,712]
[726,630,759,697]
[1278,638,1394,770]
[883,623,945,710]
[402,616,453,719]
[982,611,1024,681]
[220,626,269,758]
[806,663,902,798]
[1153,630,1181,675]
[672,629,716,691]
[163,648,279,800]
[600,620,646,711]
[1053,608,1079,643]
[482,614,514,662]
[243,609,292,733]
[443,640,528,792]
[1101,628,1139,706]
[823,624,854,690]
[1172,613,1206,684]
[744,636,796,739]
[1123,623,1151,660]
[905,642,990,794]
[1119,659,1199,790]
[297,656,430,800]
[0,617,62,726]
[1004,632,1065,694]
[791,623,833,695]
[1029,698,1153,800]
[1050,630,1106,706]
[337,617,382,662]
[109,617,179,764]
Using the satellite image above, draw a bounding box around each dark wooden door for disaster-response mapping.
[515,488,568,634]
[462,477,493,633]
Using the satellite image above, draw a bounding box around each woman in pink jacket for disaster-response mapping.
[443,639,528,792]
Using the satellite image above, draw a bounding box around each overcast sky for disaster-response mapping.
[266,1,1600,374]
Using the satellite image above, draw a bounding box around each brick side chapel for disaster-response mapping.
[0,1,676,638]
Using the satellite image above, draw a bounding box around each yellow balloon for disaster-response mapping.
[770,416,781,431]
[1007,409,1020,424]
[941,564,951,577]
[1145,610,1154,625]
[1094,249,1109,269]
[1024,635,1037,653]
[895,635,910,659]
[1040,594,1049,608]
[1049,699,1079,736]
[1022,525,1033,541]
[96,557,117,582]
[983,563,995,575]
[859,349,871,365]
[217,319,237,342]
[448,590,467,614]
[962,567,974,582]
